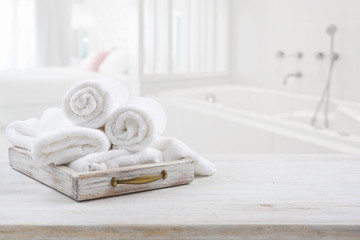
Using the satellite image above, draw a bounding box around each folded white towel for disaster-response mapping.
[105,97,167,152]
[6,108,111,165]
[33,108,111,164]
[68,148,163,172]
[5,118,39,151]
[33,127,110,165]
[150,137,216,176]
[62,77,130,128]
[68,137,216,176]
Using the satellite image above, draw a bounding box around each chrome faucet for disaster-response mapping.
[311,25,338,129]
[283,72,302,85]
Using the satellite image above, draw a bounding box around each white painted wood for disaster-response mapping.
[1,225,359,240]
[189,0,200,73]
[167,0,173,74]
[153,0,157,73]
[143,0,156,74]
[173,0,189,73]
[199,0,205,72]
[8,147,77,199]
[205,0,214,72]
[8,147,195,201]
[2,154,360,239]
[139,0,229,78]
[76,159,194,201]
[141,72,229,81]
[187,0,191,72]
[155,0,170,74]
[216,0,229,72]
[140,75,230,94]
[212,0,217,71]
[127,0,143,97]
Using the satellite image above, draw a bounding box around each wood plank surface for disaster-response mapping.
[1,154,360,239]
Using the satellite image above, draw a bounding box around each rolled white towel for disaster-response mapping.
[105,97,167,152]
[5,118,39,151]
[69,137,216,176]
[62,77,130,128]
[6,108,111,165]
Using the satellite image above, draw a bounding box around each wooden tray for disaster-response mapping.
[8,147,195,201]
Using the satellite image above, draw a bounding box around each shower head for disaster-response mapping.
[326,25,337,35]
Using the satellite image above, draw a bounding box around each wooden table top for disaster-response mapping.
[1,154,360,239]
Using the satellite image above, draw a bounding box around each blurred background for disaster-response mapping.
[1,0,360,157]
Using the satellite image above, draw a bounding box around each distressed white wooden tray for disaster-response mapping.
[8,147,195,201]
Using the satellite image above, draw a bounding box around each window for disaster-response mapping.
[0,0,35,69]
[142,0,229,77]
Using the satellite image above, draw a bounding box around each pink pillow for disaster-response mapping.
[88,50,110,71]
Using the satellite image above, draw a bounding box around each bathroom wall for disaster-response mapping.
[72,0,128,54]
[230,0,360,102]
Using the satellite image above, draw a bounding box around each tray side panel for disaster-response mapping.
[76,159,195,201]
[8,147,77,200]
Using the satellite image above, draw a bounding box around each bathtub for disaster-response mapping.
[155,84,360,154]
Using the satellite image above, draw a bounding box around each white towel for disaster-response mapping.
[68,148,163,172]
[150,137,216,176]
[62,77,130,128]
[5,118,39,151]
[68,137,216,176]
[6,108,111,165]
[105,97,167,152]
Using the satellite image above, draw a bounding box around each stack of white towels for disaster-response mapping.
[6,78,216,176]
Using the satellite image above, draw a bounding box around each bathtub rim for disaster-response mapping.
[156,85,360,154]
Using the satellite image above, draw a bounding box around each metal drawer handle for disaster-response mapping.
[111,170,167,187]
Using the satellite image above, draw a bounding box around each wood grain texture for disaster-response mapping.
[76,159,194,201]
[2,154,360,239]
[8,147,194,201]
[1,225,360,240]
[8,147,77,199]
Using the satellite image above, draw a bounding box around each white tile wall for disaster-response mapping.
[230,0,360,102]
